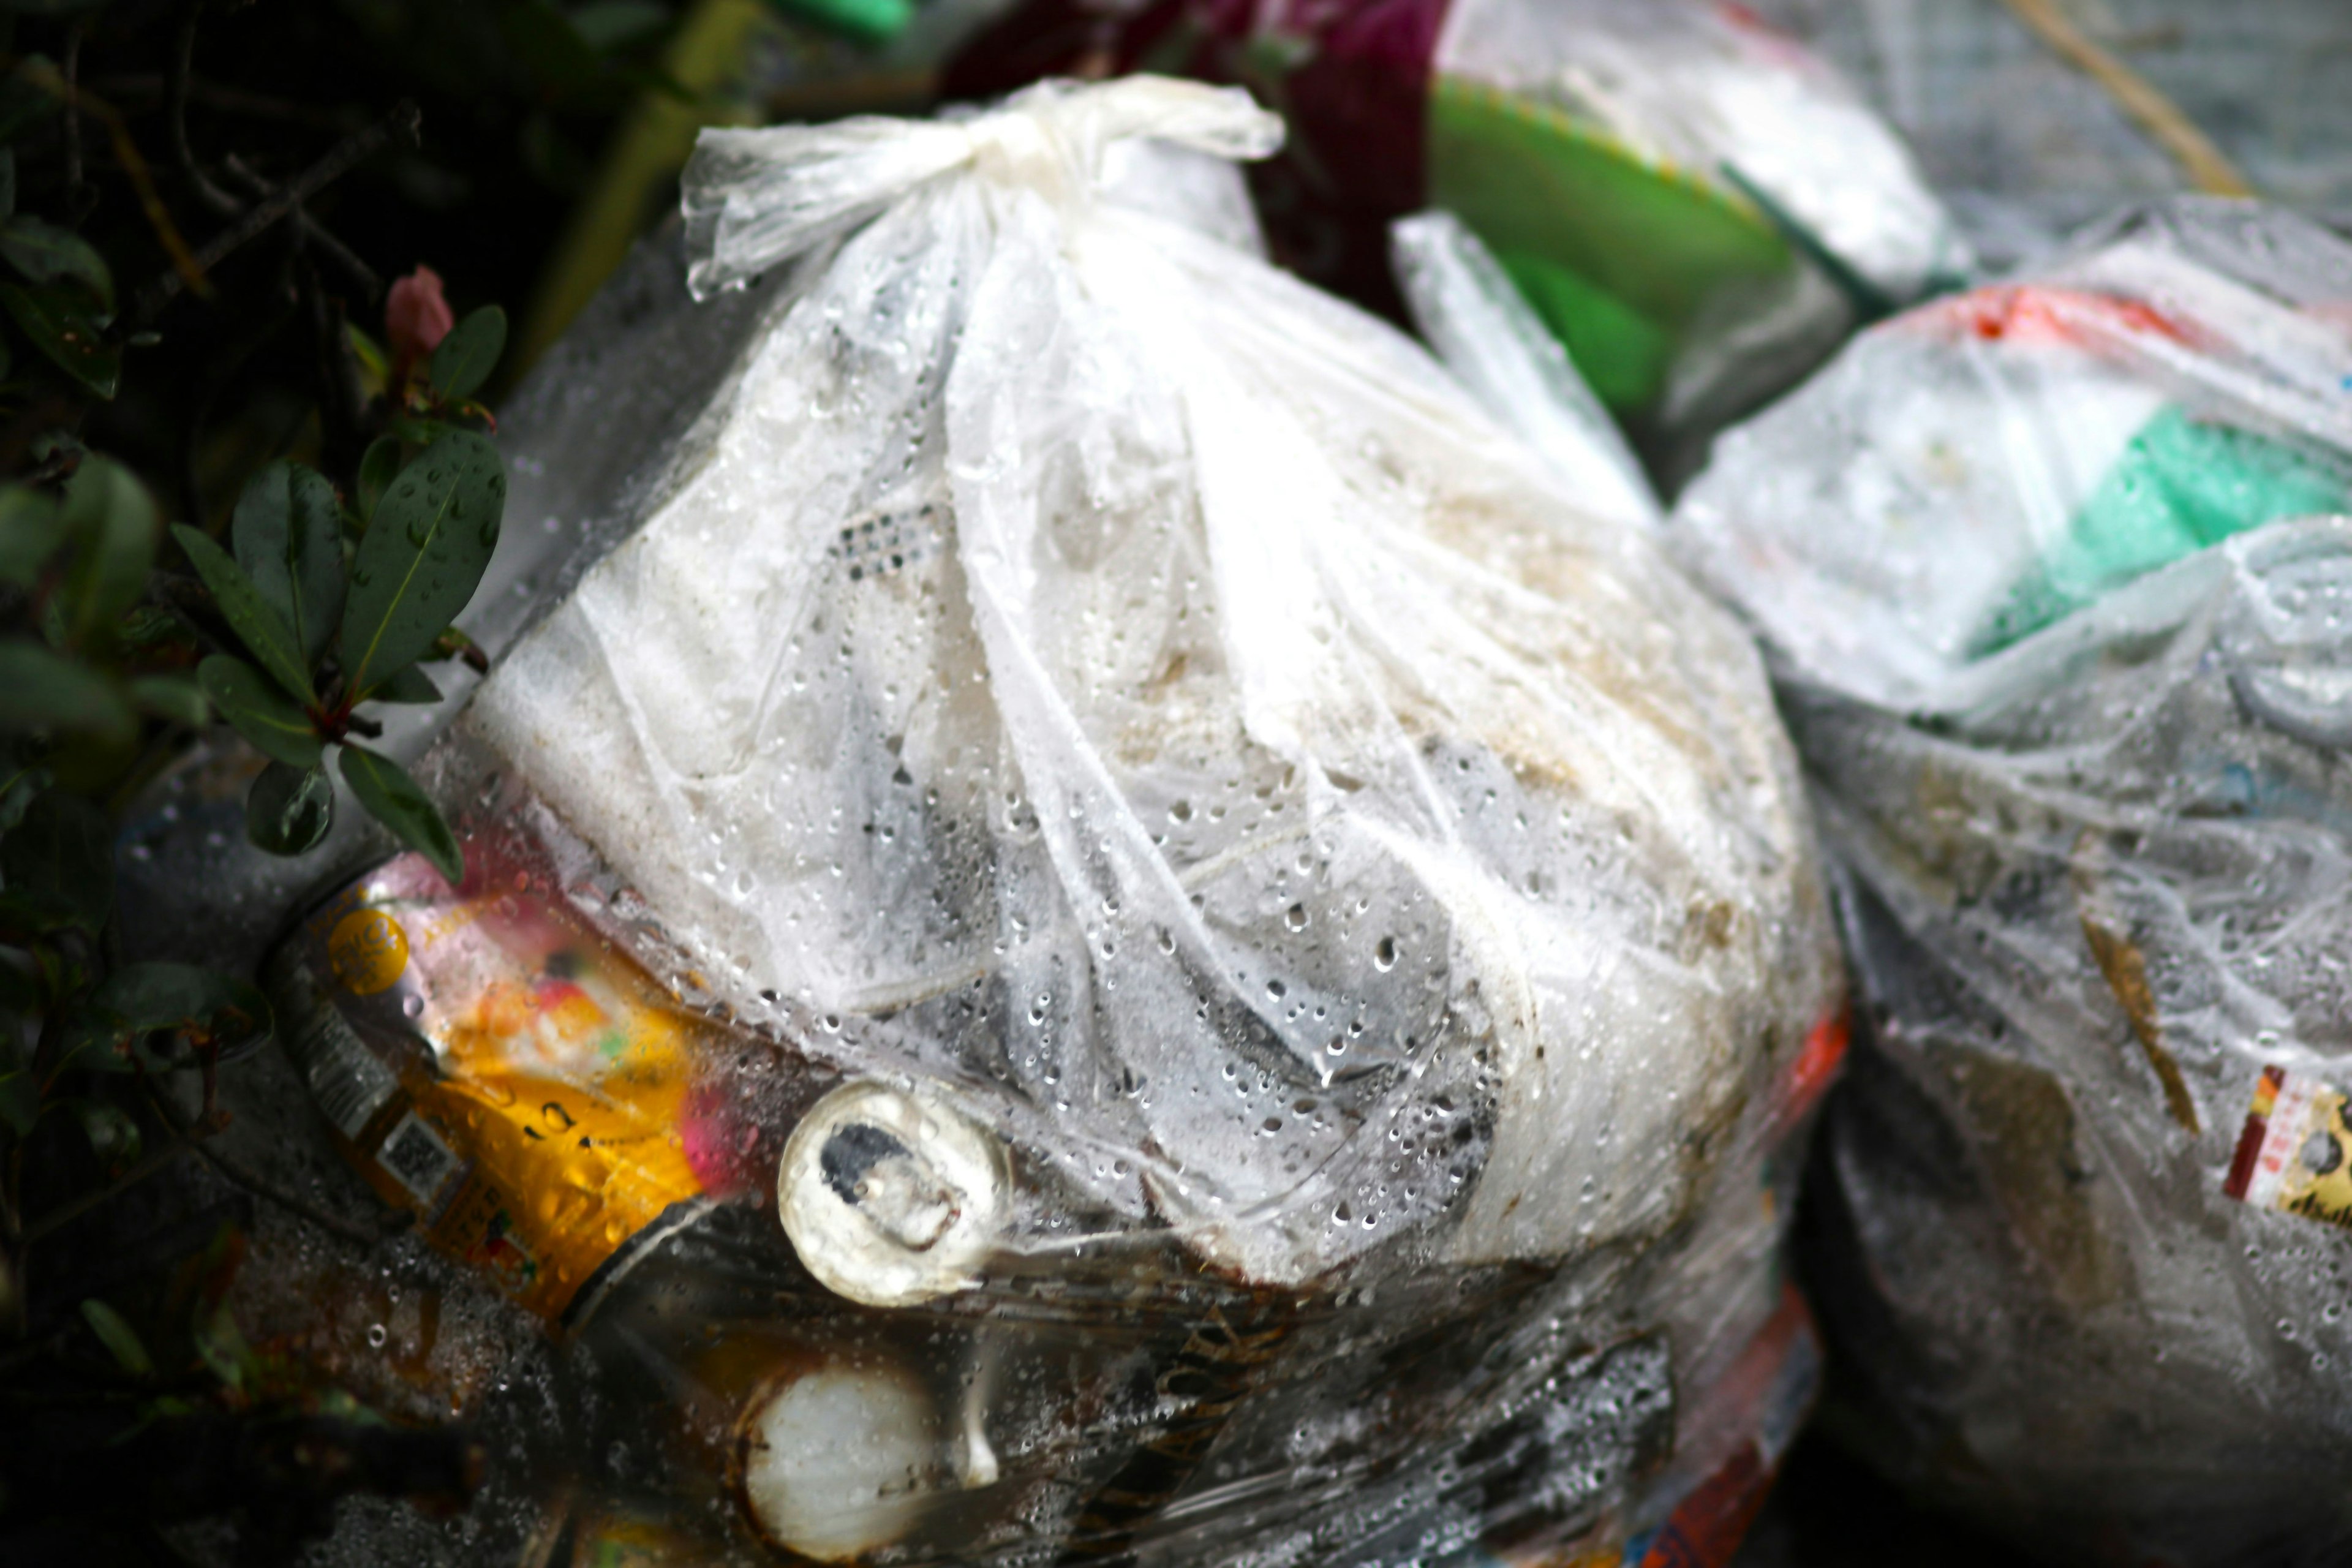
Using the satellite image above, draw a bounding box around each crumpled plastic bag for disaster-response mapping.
[1672,198,2352,1565]
[245,74,1847,1566]
[944,0,1967,455]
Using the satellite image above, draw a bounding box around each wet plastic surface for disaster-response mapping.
[1673,200,2352,1566]
[213,77,1845,1566]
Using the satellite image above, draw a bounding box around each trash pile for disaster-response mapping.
[132,74,1845,1567]
[97,3,2352,1564]
[1674,199,2352,1567]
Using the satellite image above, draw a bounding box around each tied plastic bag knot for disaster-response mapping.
[681,76,1283,299]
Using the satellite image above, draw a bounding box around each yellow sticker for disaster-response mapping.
[328,907,410,995]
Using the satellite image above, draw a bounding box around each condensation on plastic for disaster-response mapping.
[1389,209,1661,533]
[1433,0,1971,444]
[425,75,1849,1564]
[1671,200,2352,1564]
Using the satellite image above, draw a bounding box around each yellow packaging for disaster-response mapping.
[270,851,717,1321]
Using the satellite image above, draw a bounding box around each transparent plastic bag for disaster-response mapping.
[943,0,1968,454]
[1671,199,2352,1564]
[225,77,1849,1566]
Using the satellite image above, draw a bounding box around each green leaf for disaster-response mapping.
[127,674,207,726]
[79,1299,154,1378]
[60,458,157,647]
[345,322,389,382]
[0,787,111,932]
[338,431,503,698]
[172,525,313,705]
[0,216,113,312]
[430,305,507,402]
[355,436,401,526]
[232,462,345,664]
[366,663,441,705]
[340,744,461,884]
[0,282,118,399]
[0,643,134,740]
[197,655,321,767]
[245,761,333,856]
[0,484,67,586]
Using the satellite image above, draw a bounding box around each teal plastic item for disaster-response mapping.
[764,0,913,47]
[1970,406,2350,657]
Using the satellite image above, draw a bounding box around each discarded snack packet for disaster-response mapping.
[174,77,1842,1566]
[1673,198,2352,1566]
[946,0,1965,452]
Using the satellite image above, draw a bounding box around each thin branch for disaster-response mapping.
[137,100,420,323]
[168,1,240,217]
[1999,0,2253,196]
[224,154,382,300]
[6,55,212,298]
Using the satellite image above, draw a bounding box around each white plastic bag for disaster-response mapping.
[276,77,1847,1564]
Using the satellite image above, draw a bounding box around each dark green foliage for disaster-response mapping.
[341,431,503,701]
[339,743,460,884]
[233,464,347,665]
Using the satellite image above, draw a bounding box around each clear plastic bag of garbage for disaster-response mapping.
[944,0,1968,459]
[1672,198,2352,1564]
[218,76,1851,1567]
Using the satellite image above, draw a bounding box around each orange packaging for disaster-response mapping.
[266,848,718,1321]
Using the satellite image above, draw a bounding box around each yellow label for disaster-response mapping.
[328,907,410,995]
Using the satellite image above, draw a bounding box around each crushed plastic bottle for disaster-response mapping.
[141,78,1844,1567]
[1672,198,2352,1566]
[944,0,1968,458]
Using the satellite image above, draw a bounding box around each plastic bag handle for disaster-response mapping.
[680,76,1284,299]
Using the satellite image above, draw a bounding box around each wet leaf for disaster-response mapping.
[246,760,333,856]
[366,663,442,706]
[173,525,313,705]
[0,216,114,312]
[79,1299,154,1378]
[0,643,132,741]
[355,435,401,526]
[232,462,345,664]
[0,282,118,399]
[60,458,157,647]
[0,786,111,932]
[338,431,503,698]
[429,304,505,401]
[197,655,322,768]
[0,484,67,586]
[340,744,461,884]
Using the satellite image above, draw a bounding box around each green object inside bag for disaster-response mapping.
[1970,406,2352,657]
[1425,73,1791,414]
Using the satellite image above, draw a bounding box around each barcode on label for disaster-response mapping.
[295,1002,398,1139]
[379,1112,460,1205]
